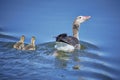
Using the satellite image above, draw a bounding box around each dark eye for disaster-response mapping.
[79,17,81,19]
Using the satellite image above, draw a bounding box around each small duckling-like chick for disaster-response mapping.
[13,35,25,50]
[23,36,36,50]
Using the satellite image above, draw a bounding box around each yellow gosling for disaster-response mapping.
[13,35,25,50]
[23,36,36,50]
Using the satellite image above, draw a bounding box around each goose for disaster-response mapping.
[55,16,91,52]
[23,36,36,50]
[13,35,25,50]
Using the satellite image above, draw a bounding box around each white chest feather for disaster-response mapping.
[54,42,75,52]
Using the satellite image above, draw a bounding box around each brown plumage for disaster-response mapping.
[23,36,36,50]
[13,35,25,50]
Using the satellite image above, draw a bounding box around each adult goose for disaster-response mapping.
[55,16,91,52]
[23,36,36,50]
[13,35,25,50]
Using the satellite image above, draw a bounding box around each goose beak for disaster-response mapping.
[85,16,91,20]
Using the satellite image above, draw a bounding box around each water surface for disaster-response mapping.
[0,0,120,80]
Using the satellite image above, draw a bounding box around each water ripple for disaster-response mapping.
[0,35,119,80]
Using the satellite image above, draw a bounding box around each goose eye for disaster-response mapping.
[79,17,81,19]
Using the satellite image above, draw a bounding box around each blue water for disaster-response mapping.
[0,0,120,80]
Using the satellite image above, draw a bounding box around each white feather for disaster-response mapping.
[54,42,75,52]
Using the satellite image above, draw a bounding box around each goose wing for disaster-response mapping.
[59,36,79,46]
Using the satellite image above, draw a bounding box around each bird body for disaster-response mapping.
[23,36,36,50]
[13,35,25,50]
[55,42,75,52]
[55,16,91,52]
[55,33,80,52]
[13,42,24,50]
[23,44,35,50]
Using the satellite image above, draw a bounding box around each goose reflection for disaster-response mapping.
[53,51,80,70]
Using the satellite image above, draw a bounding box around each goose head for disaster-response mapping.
[20,35,25,42]
[73,16,91,26]
[31,36,35,45]
[73,16,91,40]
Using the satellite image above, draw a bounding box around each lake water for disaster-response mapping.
[0,0,120,80]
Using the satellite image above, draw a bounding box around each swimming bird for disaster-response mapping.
[55,16,91,52]
[13,35,25,50]
[23,36,36,50]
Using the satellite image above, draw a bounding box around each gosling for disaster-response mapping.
[23,36,36,50]
[13,35,25,50]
